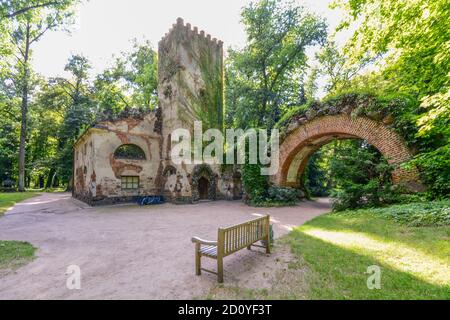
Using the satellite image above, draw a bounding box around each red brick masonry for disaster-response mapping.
[272,114,423,191]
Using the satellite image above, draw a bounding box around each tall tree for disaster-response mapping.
[334,0,449,198]
[94,39,158,117]
[315,41,372,94]
[225,0,327,129]
[5,0,77,191]
[55,54,93,186]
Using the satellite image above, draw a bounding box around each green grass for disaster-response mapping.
[0,241,37,274]
[205,201,450,300]
[0,192,40,216]
[284,203,450,299]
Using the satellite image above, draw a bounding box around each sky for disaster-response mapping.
[32,0,350,80]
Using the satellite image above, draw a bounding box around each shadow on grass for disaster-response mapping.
[301,212,450,262]
[285,219,450,299]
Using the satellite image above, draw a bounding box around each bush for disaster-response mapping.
[242,164,302,206]
[242,163,268,204]
[266,186,301,204]
[369,201,450,227]
[406,144,450,199]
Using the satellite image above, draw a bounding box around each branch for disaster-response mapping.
[2,2,63,20]
[30,17,58,45]
[269,43,305,92]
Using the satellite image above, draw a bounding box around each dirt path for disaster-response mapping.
[0,192,330,299]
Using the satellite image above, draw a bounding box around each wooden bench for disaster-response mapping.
[191,215,271,283]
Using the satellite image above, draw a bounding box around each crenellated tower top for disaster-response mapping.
[159,17,223,49]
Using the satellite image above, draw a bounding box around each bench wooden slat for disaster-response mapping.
[192,215,271,283]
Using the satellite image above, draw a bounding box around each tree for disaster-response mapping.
[94,39,158,117]
[55,55,93,186]
[225,0,327,129]
[333,0,450,198]
[4,0,77,191]
[315,41,371,94]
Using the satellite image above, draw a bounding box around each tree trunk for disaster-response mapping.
[18,22,31,192]
[45,168,56,189]
[38,175,44,188]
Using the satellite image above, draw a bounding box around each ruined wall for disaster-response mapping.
[158,18,225,202]
[273,114,423,191]
[73,112,162,205]
[73,18,240,206]
[73,132,96,202]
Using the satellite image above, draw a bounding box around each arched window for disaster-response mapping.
[114,144,146,160]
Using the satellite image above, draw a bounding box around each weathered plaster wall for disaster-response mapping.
[73,113,162,205]
[73,18,240,206]
[73,132,96,201]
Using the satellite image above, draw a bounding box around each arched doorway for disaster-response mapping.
[273,114,423,191]
[198,177,210,200]
[192,164,217,201]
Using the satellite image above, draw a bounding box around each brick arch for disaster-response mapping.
[272,114,423,191]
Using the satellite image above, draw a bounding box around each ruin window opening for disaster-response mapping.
[114,144,146,160]
[121,176,139,190]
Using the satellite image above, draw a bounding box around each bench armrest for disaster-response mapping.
[191,237,217,246]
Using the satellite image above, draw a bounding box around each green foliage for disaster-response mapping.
[225,0,327,129]
[303,140,399,211]
[364,201,450,227]
[114,144,146,160]
[276,92,418,142]
[242,163,301,206]
[266,185,300,205]
[242,163,269,204]
[332,0,450,200]
[0,36,158,188]
[329,141,397,211]
[94,39,158,116]
[304,150,330,197]
[406,145,450,199]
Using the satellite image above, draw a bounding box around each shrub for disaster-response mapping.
[242,163,269,204]
[267,186,301,203]
[405,144,450,199]
[370,201,450,227]
[242,164,302,206]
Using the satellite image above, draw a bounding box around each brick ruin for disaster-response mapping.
[73,18,241,205]
[73,18,423,206]
[272,114,423,192]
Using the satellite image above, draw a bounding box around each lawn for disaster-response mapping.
[0,192,40,216]
[206,201,450,300]
[0,192,39,275]
[284,202,450,299]
[0,241,37,275]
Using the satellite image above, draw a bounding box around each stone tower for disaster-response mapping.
[158,18,225,202]
[158,18,224,162]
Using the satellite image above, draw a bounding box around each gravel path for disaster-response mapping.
[0,192,330,299]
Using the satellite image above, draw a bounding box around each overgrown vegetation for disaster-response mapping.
[242,163,302,207]
[363,200,450,227]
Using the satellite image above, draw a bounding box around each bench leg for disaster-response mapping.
[247,245,251,250]
[217,256,224,283]
[265,235,271,254]
[195,244,201,275]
